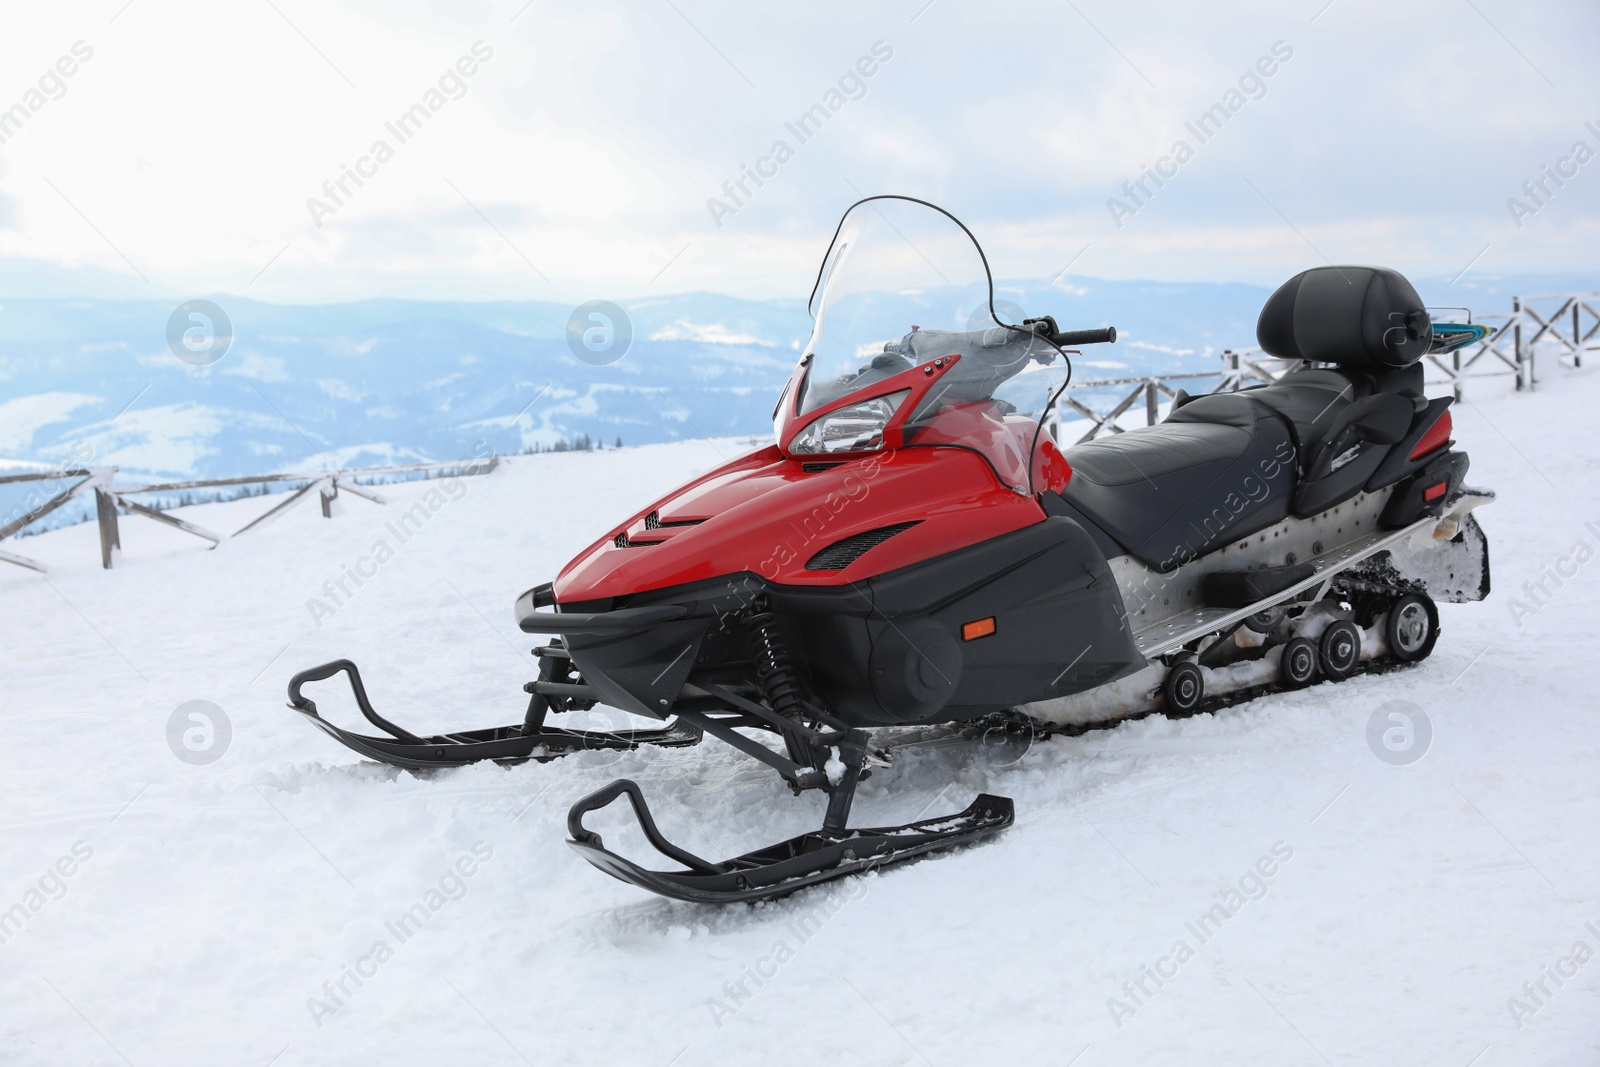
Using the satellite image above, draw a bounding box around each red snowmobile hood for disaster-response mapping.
[553,444,1047,603]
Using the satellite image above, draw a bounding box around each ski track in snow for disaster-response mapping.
[2,373,1598,1066]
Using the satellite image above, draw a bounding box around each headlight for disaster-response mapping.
[789,390,908,455]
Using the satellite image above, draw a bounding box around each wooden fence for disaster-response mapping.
[1053,289,1598,443]
[0,458,497,574]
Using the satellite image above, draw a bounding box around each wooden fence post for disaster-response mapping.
[1513,296,1531,391]
[94,486,121,570]
[1575,302,1584,368]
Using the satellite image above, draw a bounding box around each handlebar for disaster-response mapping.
[1019,317,1116,347]
[1051,326,1117,347]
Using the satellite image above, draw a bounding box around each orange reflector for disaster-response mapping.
[1423,482,1448,501]
[962,617,996,641]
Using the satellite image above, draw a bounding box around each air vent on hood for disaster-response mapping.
[804,521,921,571]
[616,510,705,546]
[643,510,705,530]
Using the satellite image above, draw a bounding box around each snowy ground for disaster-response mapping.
[3,368,1598,1067]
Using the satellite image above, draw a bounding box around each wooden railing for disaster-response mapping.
[0,457,497,574]
[1512,292,1597,387]
[1054,289,1598,441]
[1052,371,1229,444]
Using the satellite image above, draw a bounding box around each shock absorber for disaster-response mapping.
[743,604,808,722]
[744,600,869,815]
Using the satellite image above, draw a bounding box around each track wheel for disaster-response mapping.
[1163,659,1205,715]
[1386,593,1439,663]
[1245,606,1283,634]
[1318,620,1362,680]
[1280,636,1319,688]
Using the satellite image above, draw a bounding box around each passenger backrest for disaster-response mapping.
[1257,265,1431,370]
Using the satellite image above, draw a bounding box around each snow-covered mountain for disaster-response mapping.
[0,272,1585,491]
[0,294,807,481]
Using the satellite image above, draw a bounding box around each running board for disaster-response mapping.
[567,779,1014,904]
[1132,516,1433,658]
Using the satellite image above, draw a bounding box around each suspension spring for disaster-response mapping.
[744,608,808,722]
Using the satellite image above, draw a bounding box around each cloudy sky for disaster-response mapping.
[0,0,1595,304]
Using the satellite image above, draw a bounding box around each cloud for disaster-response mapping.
[317,379,368,402]
[0,0,1594,302]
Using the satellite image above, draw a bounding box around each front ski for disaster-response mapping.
[566,778,1014,904]
[286,658,701,770]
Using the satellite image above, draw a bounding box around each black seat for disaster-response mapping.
[1050,393,1295,571]
[1048,265,1442,564]
[1240,362,1423,457]
[1242,367,1364,453]
[1148,265,1432,522]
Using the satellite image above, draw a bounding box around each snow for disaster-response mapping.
[3,369,1599,1065]
[0,392,102,454]
[824,748,847,786]
[648,320,774,346]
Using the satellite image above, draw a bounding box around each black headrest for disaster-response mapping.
[1257,266,1431,369]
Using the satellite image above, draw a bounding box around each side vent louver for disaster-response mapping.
[804,521,921,571]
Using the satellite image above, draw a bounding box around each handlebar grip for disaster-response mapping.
[1051,326,1117,346]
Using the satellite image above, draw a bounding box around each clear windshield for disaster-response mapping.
[799,198,1001,414]
[794,197,1069,493]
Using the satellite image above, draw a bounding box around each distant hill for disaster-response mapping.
[0,271,1587,497]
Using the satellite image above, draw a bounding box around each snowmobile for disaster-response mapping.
[287,196,1493,903]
